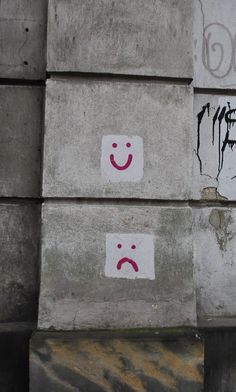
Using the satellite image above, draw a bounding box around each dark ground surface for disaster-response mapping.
[0,330,32,392]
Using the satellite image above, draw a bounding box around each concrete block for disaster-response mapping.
[43,79,193,199]
[193,93,236,201]
[47,0,193,78]
[194,0,236,88]
[0,0,47,79]
[30,332,203,392]
[38,203,196,330]
[194,208,236,327]
[0,86,43,197]
[0,204,40,323]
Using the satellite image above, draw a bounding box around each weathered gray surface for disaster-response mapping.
[193,93,236,201]
[0,204,40,323]
[194,0,236,88]
[30,332,204,392]
[47,0,193,78]
[0,86,43,197]
[0,0,47,79]
[43,79,193,199]
[194,208,236,327]
[38,203,196,330]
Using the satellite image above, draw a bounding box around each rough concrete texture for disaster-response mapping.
[43,79,193,199]
[0,204,40,323]
[47,0,193,78]
[30,332,203,392]
[38,203,196,330]
[0,86,43,197]
[193,93,236,200]
[194,208,236,327]
[0,0,47,79]
[194,0,236,88]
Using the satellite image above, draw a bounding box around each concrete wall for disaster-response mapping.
[194,0,236,88]
[47,0,193,78]
[0,1,47,390]
[0,0,47,79]
[194,208,236,327]
[193,93,236,200]
[0,86,43,197]
[2,0,236,391]
[33,0,236,390]
[192,0,236,339]
[0,204,40,323]
[43,79,193,199]
[39,204,195,329]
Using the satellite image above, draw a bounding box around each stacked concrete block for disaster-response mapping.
[39,204,195,330]
[0,0,47,80]
[0,204,40,324]
[193,2,236,388]
[193,0,236,333]
[0,1,47,391]
[0,86,43,197]
[43,79,193,199]
[47,0,193,78]
[194,208,236,327]
[0,86,43,327]
[30,1,206,391]
[194,0,236,89]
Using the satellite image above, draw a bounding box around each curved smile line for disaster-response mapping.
[116,257,139,272]
[110,154,133,170]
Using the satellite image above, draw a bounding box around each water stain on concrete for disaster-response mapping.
[209,209,233,251]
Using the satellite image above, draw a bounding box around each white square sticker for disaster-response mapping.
[101,135,144,182]
[105,233,155,280]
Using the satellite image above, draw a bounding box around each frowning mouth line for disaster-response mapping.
[116,257,139,272]
[110,154,133,170]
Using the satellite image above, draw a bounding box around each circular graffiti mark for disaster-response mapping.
[202,23,236,79]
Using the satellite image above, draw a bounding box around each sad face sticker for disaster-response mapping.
[101,135,144,182]
[105,233,155,280]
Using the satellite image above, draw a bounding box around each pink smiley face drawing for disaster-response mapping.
[101,135,143,182]
[110,142,133,171]
[105,233,155,280]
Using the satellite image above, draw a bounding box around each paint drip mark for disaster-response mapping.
[196,103,210,173]
[217,105,227,176]
[218,104,236,179]
[212,106,220,145]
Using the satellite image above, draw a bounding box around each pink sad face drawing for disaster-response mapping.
[105,233,155,280]
[101,135,144,182]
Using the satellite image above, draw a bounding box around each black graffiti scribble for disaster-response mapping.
[196,103,210,174]
[196,102,236,180]
[202,23,236,79]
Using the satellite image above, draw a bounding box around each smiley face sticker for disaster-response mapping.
[105,233,155,280]
[101,135,144,182]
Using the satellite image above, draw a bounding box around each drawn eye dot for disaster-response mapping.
[117,243,122,249]
[112,143,117,148]
[131,244,136,249]
[126,142,131,148]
